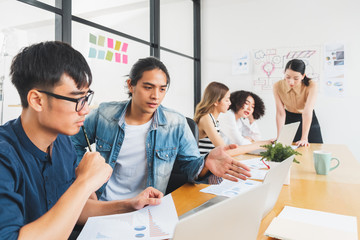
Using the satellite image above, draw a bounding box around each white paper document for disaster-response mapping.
[241,157,269,181]
[200,157,269,197]
[248,168,268,180]
[240,157,268,169]
[265,206,358,240]
[77,194,178,240]
[200,179,262,197]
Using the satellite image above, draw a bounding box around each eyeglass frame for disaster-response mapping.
[38,89,94,112]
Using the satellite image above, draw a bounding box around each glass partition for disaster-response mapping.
[160,0,193,57]
[160,50,194,118]
[0,1,55,124]
[73,0,150,41]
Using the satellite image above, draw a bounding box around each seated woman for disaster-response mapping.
[194,82,270,157]
[219,90,265,145]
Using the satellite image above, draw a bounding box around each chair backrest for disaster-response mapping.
[186,117,199,145]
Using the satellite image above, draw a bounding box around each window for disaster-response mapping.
[0,0,200,124]
[0,0,56,123]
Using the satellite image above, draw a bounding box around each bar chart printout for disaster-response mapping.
[77,194,178,240]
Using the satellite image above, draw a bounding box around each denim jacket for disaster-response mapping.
[71,100,206,197]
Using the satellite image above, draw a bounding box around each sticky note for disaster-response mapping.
[97,50,105,59]
[105,51,113,61]
[122,54,128,64]
[107,38,114,49]
[121,43,128,52]
[88,48,96,58]
[89,33,97,44]
[98,35,105,46]
[115,41,121,51]
[115,53,121,63]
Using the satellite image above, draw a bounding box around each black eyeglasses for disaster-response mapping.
[38,89,94,112]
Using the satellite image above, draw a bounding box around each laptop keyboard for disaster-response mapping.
[179,196,228,219]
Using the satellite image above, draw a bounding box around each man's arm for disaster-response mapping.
[18,152,112,240]
[78,187,163,224]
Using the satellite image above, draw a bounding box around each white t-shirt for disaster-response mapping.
[100,120,152,201]
[218,110,261,145]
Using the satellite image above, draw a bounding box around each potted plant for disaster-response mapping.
[260,142,301,185]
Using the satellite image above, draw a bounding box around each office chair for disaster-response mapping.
[165,117,199,194]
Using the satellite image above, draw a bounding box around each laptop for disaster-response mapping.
[248,121,300,155]
[180,154,295,220]
[261,155,294,217]
[172,183,270,240]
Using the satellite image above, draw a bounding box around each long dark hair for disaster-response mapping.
[284,59,311,86]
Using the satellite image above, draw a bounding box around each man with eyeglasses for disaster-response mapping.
[0,41,163,240]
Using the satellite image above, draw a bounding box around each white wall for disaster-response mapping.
[201,0,360,160]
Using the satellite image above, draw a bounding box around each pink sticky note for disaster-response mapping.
[122,54,128,64]
[115,53,121,63]
[107,38,114,49]
[108,38,114,48]
[121,43,128,52]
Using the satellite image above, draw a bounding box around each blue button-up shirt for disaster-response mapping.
[71,100,214,197]
[0,117,76,239]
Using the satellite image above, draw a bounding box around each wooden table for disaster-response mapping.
[172,144,360,239]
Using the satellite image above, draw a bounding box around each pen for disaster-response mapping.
[81,126,92,152]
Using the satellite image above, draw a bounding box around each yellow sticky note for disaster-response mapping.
[115,41,121,51]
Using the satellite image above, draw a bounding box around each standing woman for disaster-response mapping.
[273,59,323,147]
[194,82,230,155]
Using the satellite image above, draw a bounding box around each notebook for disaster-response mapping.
[265,206,358,240]
[248,121,300,155]
[172,183,270,240]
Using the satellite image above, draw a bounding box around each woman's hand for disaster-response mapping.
[244,136,255,143]
[296,139,309,147]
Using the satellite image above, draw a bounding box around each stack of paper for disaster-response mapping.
[265,206,358,240]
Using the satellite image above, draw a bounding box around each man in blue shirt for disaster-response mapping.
[71,57,252,201]
[0,42,163,239]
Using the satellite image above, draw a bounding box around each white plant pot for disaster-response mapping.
[267,161,291,185]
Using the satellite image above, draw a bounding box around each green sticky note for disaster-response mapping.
[89,33,96,44]
[105,51,113,61]
[98,35,105,46]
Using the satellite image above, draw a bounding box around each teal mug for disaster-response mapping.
[313,150,340,175]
